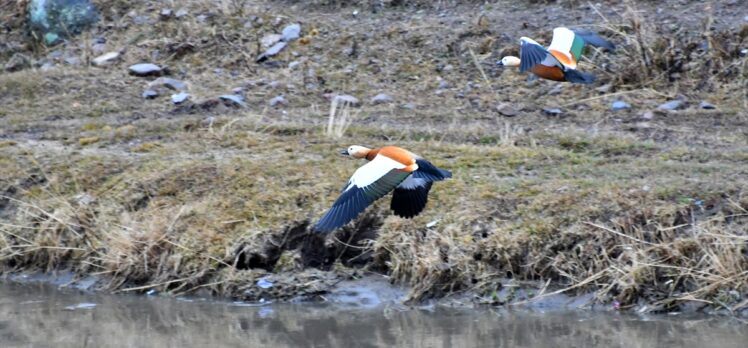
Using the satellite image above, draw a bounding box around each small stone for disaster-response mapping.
[542,107,563,116]
[74,193,95,206]
[496,103,519,117]
[438,79,452,89]
[269,95,288,107]
[148,77,188,91]
[442,64,454,72]
[91,43,106,54]
[595,84,612,93]
[548,84,564,95]
[741,48,748,56]
[282,23,301,42]
[257,278,273,289]
[657,99,684,111]
[159,8,172,19]
[261,34,283,48]
[400,103,416,110]
[175,8,188,18]
[4,53,32,72]
[219,94,247,107]
[64,56,81,65]
[231,87,245,95]
[142,89,159,99]
[133,15,149,25]
[334,94,360,107]
[371,93,394,105]
[196,14,208,23]
[256,42,287,62]
[171,92,189,104]
[641,111,654,120]
[699,101,716,109]
[288,61,300,70]
[611,100,631,111]
[92,51,120,66]
[40,62,55,71]
[128,63,163,76]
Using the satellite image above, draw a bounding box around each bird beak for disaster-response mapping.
[339,149,349,156]
[496,60,504,66]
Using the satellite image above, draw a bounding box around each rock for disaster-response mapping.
[611,100,631,111]
[269,95,288,107]
[159,8,172,19]
[91,43,106,54]
[171,92,189,104]
[40,62,55,71]
[400,103,416,110]
[257,278,273,289]
[595,84,612,93]
[282,23,301,42]
[657,99,684,111]
[64,56,81,65]
[128,63,163,76]
[148,77,188,91]
[92,52,120,66]
[333,94,360,107]
[4,53,32,72]
[437,79,452,89]
[542,107,563,116]
[548,84,564,96]
[132,15,149,25]
[142,89,159,99]
[256,42,287,62]
[370,93,393,105]
[288,61,300,70]
[261,34,283,48]
[175,8,188,18]
[28,0,98,45]
[496,103,519,117]
[641,111,654,120]
[699,101,716,110]
[219,94,247,107]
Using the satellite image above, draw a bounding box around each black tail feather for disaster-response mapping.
[564,69,596,84]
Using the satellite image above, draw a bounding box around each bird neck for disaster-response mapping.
[365,148,380,161]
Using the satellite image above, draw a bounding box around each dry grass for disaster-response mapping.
[0,0,746,312]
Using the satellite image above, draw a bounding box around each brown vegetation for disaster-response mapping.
[0,0,746,313]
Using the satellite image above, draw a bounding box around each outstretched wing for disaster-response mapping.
[390,158,451,219]
[519,38,556,73]
[549,27,615,64]
[315,155,411,233]
[391,179,432,218]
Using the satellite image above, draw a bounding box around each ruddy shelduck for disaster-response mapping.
[497,27,615,84]
[314,145,452,233]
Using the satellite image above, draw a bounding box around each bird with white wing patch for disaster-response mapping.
[314,145,452,233]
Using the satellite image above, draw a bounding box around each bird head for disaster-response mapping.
[497,56,520,67]
[340,145,371,159]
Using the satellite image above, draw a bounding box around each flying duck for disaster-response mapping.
[497,27,615,84]
[314,145,452,233]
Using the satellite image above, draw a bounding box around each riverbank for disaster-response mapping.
[1,0,746,314]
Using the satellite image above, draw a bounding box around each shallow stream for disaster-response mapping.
[1,281,746,347]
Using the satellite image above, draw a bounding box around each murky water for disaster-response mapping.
[1,282,746,348]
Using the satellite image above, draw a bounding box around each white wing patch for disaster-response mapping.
[548,27,575,54]
[346,155,407,191]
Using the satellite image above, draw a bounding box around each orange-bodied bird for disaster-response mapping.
[314,145,452,233]
[497,27,615,84]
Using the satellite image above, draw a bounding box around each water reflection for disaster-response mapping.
[0,282,746,348]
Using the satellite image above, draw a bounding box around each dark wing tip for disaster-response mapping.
[391,182,432,219]
[572,28,616,51]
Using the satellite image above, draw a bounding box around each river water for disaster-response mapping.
[0,281,746,347]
